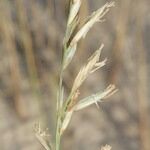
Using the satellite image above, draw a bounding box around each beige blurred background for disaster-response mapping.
[0,0,150,150]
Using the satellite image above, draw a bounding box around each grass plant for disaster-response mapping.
[35,1,117,150]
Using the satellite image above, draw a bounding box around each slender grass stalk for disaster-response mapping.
[55,67,63,150]
[35,1,116,150]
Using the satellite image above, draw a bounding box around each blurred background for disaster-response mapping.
[0,0,150,150]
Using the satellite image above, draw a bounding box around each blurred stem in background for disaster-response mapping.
[15,0,40,94]
[136,1,150,150]
[108,0,129,83]
[0,1,27,118]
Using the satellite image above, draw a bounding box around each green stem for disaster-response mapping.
[55,116,61,150]
[55,35,68,150]
[55,61,63,150]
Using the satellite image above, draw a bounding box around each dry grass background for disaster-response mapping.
[0,0,150,150]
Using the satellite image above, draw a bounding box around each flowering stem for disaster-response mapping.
[55,69,63,150]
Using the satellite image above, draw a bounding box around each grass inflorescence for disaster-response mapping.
[35,1,116,150]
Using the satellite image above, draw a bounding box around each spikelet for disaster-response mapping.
[63,44,77,70]
[71,44,105,93]
[34,123,52,150]
[60,110,73,135]
[70,2,115,47]
[67,0,81,26]
[64,0,81,45]
[63,0,81,70]
[75,85,117,111]
[60,85,117,136]
[63,1,115,70]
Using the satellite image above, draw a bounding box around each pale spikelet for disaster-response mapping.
[64,0,81,46]
[74,84,117,111]
[64,16,79,46]
[69,1,115,47]
[63,0,81,70]
[61,85,117,133]
[63,2,115,70]
[63,44,77,70]
[71,44,105,93]
[60,90,80,135]
[60,110,73,135]
[101,145,112,150]
[34,123,52,150]
[67,0,81,26]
